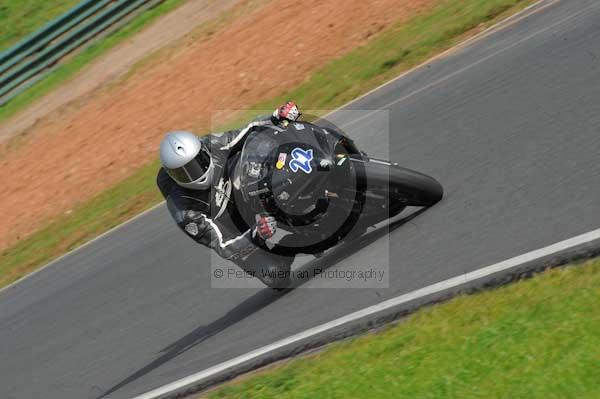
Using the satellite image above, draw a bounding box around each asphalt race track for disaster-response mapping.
[1,1,600,398]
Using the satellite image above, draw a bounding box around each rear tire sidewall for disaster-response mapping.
[390,167,443,207]
[358,158,443,208]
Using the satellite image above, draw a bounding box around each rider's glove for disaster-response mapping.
[273,101,300,122]
[255,214,277,240]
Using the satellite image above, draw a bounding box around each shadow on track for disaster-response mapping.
[96,288,283,398]
[283,207,427,290]
[98,208,425,398]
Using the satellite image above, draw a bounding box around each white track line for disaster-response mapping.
[133,227,600,399]
[331,0,562,125]
[6,0,595,398]
[133,1,598,397]
[340,0,596,129]
[0,0,558,294]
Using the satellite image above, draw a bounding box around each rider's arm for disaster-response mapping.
[157,168,264,261]
[179,207,262,261]
[207,116,274,154]
[208,101,298,152]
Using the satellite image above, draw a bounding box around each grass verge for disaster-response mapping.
[202,258,600,399]
[0,0,536,288]
[249,0,537,117]
[0,0,81,52]
[0,0,188,123]
[0,160,162,288]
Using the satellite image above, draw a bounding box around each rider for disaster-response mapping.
[156,102,302,285]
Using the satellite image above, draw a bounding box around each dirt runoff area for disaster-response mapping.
[0,0,435,251]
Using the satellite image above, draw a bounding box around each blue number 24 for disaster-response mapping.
[289,148,313,174]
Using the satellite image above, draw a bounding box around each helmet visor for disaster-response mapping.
[167,146,211,184]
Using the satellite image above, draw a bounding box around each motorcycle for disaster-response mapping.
[228,118,443,288]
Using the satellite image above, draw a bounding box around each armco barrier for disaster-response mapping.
[0,0,100,67]
[0,0,162,105]
[0,0,113,77]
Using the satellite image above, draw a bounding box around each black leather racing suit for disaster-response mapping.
[156,119,294,273]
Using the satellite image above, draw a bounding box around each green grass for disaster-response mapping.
[254,0,534,113]
[0,0,188,122]
[0,0,81,52]
[205,258,600,399]
[0,0,536,287]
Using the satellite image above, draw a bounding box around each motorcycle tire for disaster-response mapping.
[354,157,443,207]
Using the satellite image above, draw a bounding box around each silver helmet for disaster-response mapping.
[160,131,214,190]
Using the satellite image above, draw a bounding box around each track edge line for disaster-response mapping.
[132,227,600,399]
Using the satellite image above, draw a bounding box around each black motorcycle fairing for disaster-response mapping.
[234,122,347,219]
[230,121,367,254]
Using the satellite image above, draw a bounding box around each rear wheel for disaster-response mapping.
[353,156,443,208]
[388,165,443,207]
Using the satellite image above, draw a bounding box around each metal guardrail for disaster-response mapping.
[0,0,162,105]
[0,0,100,67]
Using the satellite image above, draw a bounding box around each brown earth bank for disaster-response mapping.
[0,0,240,142]
[0,0,434,250]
